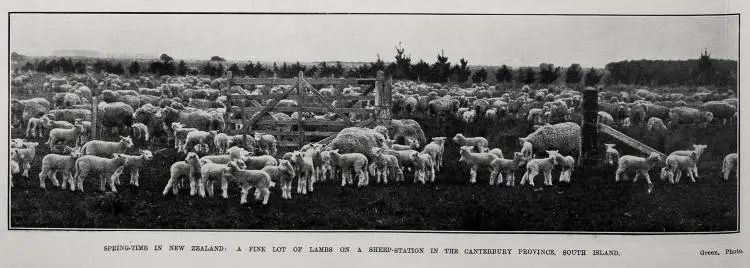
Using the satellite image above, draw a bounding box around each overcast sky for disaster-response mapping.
[10,14,739,68]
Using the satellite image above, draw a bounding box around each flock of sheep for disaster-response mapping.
[9,71,740,208]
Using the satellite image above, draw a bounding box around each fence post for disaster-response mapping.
[297,71,305,150]
[91,97,98,140]
[581,87,599,169]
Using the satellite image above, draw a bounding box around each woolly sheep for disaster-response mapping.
[453,133,489,152]
[38,146,82,189]
[461,109,476,123]
[615,152,662,194]
[328,127,387,160]
[214,133,232,154]
[328,149,369,187]
[520,150,558,187]
[171,122,198,152]
[421,137,446,172]
[459,145,499,184]
[162,106,213,132]
[183,130,217,153]
[701,101,737,125]
[646,117,667,133]
[221,161,272,205]
[519,122,581,160]
[48,109,92,123]
[98,102,134,136]
[73,154,129,192]
[11,142,39,177]
[41,116,75,130]
[390,119,427,147]
[668,107,713,128]
[243,155,278,170]
[489,152,526,187]
[110,150,153,187]
[597,111,614,125]
[722,153,738,181]
[262,160,296,199]
[254,132,278,156]
[80,136,134,157]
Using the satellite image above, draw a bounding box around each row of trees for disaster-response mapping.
[605,49,737,87]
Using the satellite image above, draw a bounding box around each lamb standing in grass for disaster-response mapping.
[214,133,232,154]
[183,130,217,153]
[46,125,85,146]
[723,153,738,181]
[489,152,526,187]
[459,145,499,184]
[453,133,489,152]
[171,122,198,152]
[262,160,296,199]
[410,152,435,184]
[199,159,247,198]
[328,149,369,187]
[520,150,559,187]
[162,152,201,196]
[222,160,273,205]
[550,151,576,183]
[292,151,316,194]
[131,123,150,143]
[111,150,154,187]
[615,152,662,194]
[243,155,278,170]
[11,142,39,177]
[661,151,698,184]
[38,146,82,189]
[669,144,708,179]
[421,137,446,172]
[73,154,129,192]
[80,136,134,157]
[25,117,44,138]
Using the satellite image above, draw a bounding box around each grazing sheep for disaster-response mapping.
[519,122,581,160]
[262,160,296,199]
[459,145,499,184]
[328,149,369,187]
[453,133,489,152]
[614,152,662,193]
[25,117,45,138]
[550,151,576,183]
[162,153,202,196]
[410,152,435,184]
[661,152,698,184]
[668,107,713,128]
[73,154,129,192]
[603,143,620,169]
[130,123,150,143]
[489,152,526,187]
[80,136,134,157]
[110,150,154,187]
[520,151,559,187]
[722,153,738,181]
[38,146,82,189]
[11,142,39,177]
[646,117,667,133]
[243,155,279,170]
[214,133,232,154]
[291,151,316,194]
[421,137,446,172]
[669,144,708,178]
[701,101,737,125]
[222,160,272,205]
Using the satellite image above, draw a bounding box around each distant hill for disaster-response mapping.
[52,49,103,58]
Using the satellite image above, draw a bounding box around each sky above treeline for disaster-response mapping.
[10,14,739,68]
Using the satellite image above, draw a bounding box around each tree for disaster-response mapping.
[519,67,536,84]
[228,63,241,76]
[565,63,583,84]
[210,56,226,62]
[471,68,488,83]
[21,62,34,71]
[393,42,412,79]
[697,48,713,85]
[584,67,601,86]
[74,61,87,74]
[177,60,188,76]
[128,61,141,75]
[494,65,512,83]
[412,59,430,82]
[538,63,561,84]
[428,49,451,83]
[454,58,471,83]
[10,52,25,62]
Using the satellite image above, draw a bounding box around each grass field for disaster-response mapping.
[8,116,738,232]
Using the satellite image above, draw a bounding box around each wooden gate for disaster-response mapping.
[224,70,392,154]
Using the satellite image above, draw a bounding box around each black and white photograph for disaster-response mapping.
[8,13,739,232]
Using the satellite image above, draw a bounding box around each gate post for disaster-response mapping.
[581,87,599,169]
[91,97,98,140]
[375,70,392,122]
[297,71,305,150]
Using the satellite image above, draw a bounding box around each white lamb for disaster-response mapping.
[262,160,296,199]
[26,117,44,138]
[550,151,576,183]
[421,137,446,172]
[38,146,82,189]
[46,125,85,146]
[111,150,154,187]
[222,160,273,205]
[615,152,662,193]
[199,160,246,198]
[370,148,404,184]
[80,136,134,157]
[669,144,708,178]
[459,145,499,184]
[410,152,435,184]
[722,153,738,181]
[603,143,620,169]
[171,122,198,152]
[184,130,217,153]
[214,133,232,154]
[131,123,150,142]
[73,154,129,192]
[328,149,369,187]
[489,152,526,187]
[661,152,698,184]
[520,150,558,187]
[453,133,489,152]
[162,152,201,196]
[11,142,39,177]
[292,151,316,194]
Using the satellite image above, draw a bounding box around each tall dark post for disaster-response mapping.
[581,87,599,169]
